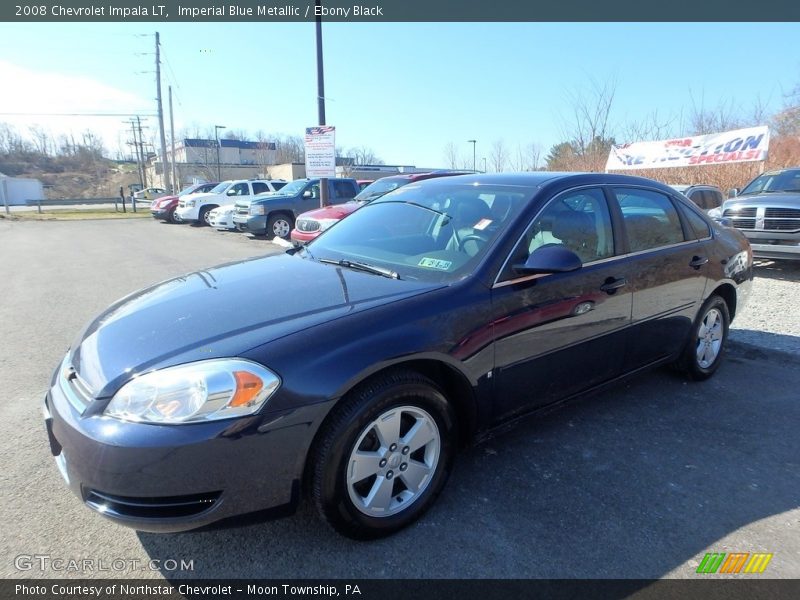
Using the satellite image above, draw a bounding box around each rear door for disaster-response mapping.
[491,186,634,423]
[609,186,711,371]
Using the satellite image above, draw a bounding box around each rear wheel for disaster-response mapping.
[677,294,730,381]
[310,370,456,539]
[267,213,293,240]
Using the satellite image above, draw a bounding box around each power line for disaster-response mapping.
[0,112,157,117]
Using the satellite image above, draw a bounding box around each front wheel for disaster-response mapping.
[266,213,293,240]
[309,370,456,539]
[677,294,730,381]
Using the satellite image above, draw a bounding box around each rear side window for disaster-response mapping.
[681,205,712,239]
[251,182,269,195]
[332,180,356,202]
[614,188,686,252]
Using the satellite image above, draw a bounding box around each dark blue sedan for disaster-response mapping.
[44,172,753,539]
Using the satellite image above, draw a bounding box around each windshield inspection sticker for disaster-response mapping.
[474,218,493,230]
[418,257,453,270]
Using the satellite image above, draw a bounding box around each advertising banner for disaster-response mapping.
[605,126,770,171]
[304,126,336,178]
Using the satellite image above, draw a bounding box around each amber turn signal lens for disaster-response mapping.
[230,371,264,407]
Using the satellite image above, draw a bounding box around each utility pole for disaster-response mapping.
[136,116,148,187]
[315,0,329,208]
[169,85,178,193]
[155,32,171,192]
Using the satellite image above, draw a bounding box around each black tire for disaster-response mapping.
[309,369,456,540]
[266,213,294,240]
[676,294,730,381]
[167,207,179,224]
[198,206,214,227]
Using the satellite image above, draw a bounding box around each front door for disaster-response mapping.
[491,187,633,425]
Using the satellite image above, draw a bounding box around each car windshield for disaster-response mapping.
[302,182,533,282]
[271,180,308,196]
[740,170,800,195]
[353,178,406,202]
[210,182,231,194]
[178,185,204,196]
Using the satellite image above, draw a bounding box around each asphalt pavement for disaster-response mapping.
[0,218,797,579]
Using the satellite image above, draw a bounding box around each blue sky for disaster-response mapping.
[0,22,798,168]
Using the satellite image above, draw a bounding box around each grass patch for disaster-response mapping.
[2,210,151,221]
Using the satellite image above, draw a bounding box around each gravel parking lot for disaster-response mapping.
[0,218,797,579]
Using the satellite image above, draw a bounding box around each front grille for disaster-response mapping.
[765,208,800,219]
[723,207,757,218]
[764,219,800,231]
[85,490,221,520]
[178,201,186,208]
[296,219,320,232]
[727,218,756,230]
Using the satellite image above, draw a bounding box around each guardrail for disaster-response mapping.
[22,197,149,214]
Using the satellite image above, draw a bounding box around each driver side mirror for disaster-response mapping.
[302,190,314,199]
[727,188,739,198]
[513,246,582,275]
[226,188,237,196]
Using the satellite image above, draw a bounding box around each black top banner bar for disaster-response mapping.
[3,0,800,22]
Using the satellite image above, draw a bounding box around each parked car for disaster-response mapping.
[176,179,288,226]
[150,182,219,224]
[133,187,168,202]
[291,171,463,246]
[722,167,800,260]
[668,184,724,214]
[233,178,359,239]
[208,204,238,231]
[44,172,752,539]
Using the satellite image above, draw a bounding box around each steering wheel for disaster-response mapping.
[459,232,490,256]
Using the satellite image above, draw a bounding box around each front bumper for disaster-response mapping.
[150,208,171,220]
[290,229,320,247]
[175,206,200,223]
[43,371,333,532]
[739,231,800,261]
[233,214,266,234]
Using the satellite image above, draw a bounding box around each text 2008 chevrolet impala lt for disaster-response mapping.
[44,173,752,539]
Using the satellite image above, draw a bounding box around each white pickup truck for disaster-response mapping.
[176,179,287,226]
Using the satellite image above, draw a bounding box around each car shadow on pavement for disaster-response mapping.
[753,260,800,282]
[137,344,800,579]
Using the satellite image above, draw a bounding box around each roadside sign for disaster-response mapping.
[304,126,336,178]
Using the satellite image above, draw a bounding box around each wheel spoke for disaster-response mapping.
[348,450,383,483]
[696,341,706,363]
[702,344,714,366]
[697,322,708,338]
[402,418,436,453]
[363,475,394,511]
[400,460,432,493]
[373,410,402,448]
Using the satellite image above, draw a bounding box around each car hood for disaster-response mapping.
[725,192,800,209]
[298,203,361,221]
[154,195,178,207]
[69,254,439,397]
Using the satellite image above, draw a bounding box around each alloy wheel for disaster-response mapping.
[696,307,723,369]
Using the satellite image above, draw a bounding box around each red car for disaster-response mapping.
[150,182,219,224]
[291,171,463,246]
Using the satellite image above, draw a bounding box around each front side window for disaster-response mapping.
[227,183,250,196]
[614,188,685,252]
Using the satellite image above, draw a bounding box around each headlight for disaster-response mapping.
[317,218,339,232]
[249,204,265,216]
[186,200,196,207]
[104,359,280,424]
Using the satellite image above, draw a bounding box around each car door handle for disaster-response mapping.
[600,277,627,294]
[689,256,709,269]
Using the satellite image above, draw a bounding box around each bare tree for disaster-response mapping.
[344,146,383,165]
[560,76,618,171]
[490,139,508,172]
[443,142,461,169]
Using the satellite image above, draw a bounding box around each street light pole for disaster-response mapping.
[215,125,226,181]
[467,140,476,172]
[482,157,487,173]
[315,0,329,208]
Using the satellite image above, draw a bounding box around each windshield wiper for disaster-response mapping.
[318,258,400,279]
